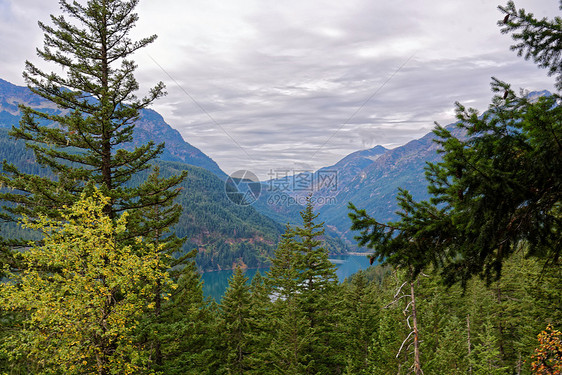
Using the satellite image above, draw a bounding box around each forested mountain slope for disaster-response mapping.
[0,128,281,271]
[0,78,227,178]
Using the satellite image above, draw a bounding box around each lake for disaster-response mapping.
[201,254,372,302]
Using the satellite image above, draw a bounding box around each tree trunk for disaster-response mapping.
[100,0,113,218]
[410,281,422,375]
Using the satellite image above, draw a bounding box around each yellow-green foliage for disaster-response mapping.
[1,189,174,374]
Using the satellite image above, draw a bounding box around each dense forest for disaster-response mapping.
[0,127,283,271]
[0,0,561,374]
[0,127,349,271]
[1,196,559,374]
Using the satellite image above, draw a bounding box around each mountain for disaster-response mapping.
[6,76,548,257]
[140,160,282,271]
[133,109,227,179]
[289,90,552,247]
[254,145,387,221]
[0,77,432,254]
[317,131,445,245]
[322,145,388,176]
[0,78,227,179]
[303,145,389,207]
[253,125,457,248]
[0,78,279,271]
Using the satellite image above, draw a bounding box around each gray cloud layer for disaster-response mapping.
[1,0,559,178]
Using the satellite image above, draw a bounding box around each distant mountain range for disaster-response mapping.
[0,78,227,179]
[316,130,446,245]
[0,79,279,271]
[253,133,443,247]
[0,78,352,270]
[258,89,551,247]
[2,77,550,258]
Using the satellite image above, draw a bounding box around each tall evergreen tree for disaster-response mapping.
[146,251,214,375]
[0,3,191,372]
[266,224,300,300]
[266,224,315,374]
[267,295,315,375]
[417,274,469,374]
[470,318,511,375]
[218,267,253,375]
[296,198,344,374]
[266,197,344,374]
[341,271,381,374]
[349,1,562,286]
[246,272,274,374]
[426,316,469,374]
[294,198,339,304]
[349,192,427,374]
[364,272,406,375]
[0,0,186,244]
[132,166,195,371]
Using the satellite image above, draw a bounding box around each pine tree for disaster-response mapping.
[266,224,300,300]
[349,192,427,374]
[471,318,511,375]
[267,296,315,375]
[411,269,470,374]
[0,0,186,244]
[426,316,469,374]
[265,224,314,374]
[297,198,345,374]
[499,0,562,91]
[348,1,562,287]
[246,272,274,374]
[131,166,195,371]
[0,5,189,369]
[341,271,381,374]
[219,267,253,375]
[148,252,214,375]
[366,292,404,374]
[266,196,344,374]
[294,197,339,304]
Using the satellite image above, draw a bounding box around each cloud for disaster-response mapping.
[1,0,559,179]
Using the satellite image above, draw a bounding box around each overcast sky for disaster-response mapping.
[0,0,559,179]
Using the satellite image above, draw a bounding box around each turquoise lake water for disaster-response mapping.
[201,254,372,302]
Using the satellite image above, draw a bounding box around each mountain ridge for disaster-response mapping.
[314,90,552,246]
[0,78,281,271]
[0,78,227,179]
[3,77,552,254]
